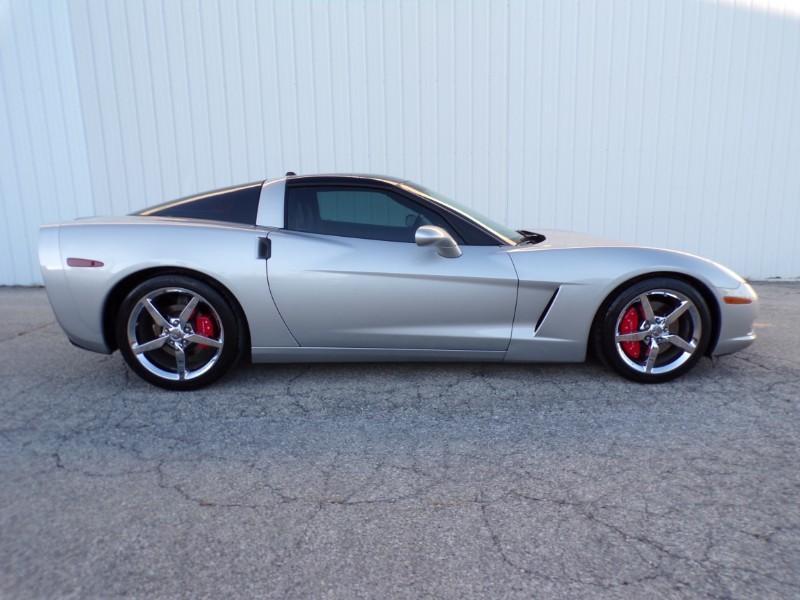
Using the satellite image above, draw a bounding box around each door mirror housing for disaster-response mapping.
[415,225,462,258]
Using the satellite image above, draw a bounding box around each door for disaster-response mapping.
[266,185,518,351]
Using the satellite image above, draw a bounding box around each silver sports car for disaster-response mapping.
[39,173,757,390]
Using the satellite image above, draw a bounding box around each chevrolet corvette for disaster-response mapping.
[39,174,757,390]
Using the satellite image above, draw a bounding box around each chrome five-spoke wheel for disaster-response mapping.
[116,275,242,390]
[127,287,224,381]
[614,290,701,375]
[596,277,712,383]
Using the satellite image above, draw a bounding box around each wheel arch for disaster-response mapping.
[588,271,721,357]
[102,266,252,356]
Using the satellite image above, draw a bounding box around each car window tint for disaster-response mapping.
[286,186,460,243]
[317,190,412,227]
[139,183,262,225]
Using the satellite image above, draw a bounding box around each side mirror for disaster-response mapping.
[415,225,462,258]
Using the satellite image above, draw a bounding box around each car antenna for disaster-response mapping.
[285,171,296,176]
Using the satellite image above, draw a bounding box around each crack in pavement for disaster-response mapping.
[1,284,799,598]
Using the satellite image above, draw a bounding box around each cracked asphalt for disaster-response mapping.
[1,283,799,599]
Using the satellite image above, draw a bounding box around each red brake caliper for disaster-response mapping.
[619,306,642,360]
[194,313,216,350]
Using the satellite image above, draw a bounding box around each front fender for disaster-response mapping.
[504,245,747,362]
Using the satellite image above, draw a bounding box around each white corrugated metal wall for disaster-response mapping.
[1,0,799,285]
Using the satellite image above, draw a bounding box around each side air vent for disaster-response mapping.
[534,287,560,334]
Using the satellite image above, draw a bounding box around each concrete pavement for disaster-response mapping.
[1,283,798,598]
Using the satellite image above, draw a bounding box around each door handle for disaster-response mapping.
[258,236,271,260]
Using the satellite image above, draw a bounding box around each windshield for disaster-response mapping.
[399,182,523,244]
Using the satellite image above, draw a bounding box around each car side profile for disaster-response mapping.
[39,174,758,390]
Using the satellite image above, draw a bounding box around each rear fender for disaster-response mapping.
[41,219,297,353]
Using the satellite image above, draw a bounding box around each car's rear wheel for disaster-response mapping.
[594,277,712,383]
[115,275,243,390]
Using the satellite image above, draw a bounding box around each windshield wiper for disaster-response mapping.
[516,230,546,245]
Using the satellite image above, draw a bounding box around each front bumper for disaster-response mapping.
[713,281,758,356]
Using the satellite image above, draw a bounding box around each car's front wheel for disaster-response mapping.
[594,277,712,383]
[115,275,243,390]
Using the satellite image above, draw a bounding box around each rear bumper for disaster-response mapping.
[69,336,112,354]
[39,225,111,354]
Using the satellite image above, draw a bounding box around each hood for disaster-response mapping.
[521,228,634,250]
[507,228,747,289]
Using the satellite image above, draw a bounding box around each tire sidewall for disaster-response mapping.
[598,277,712,383]
[115,275,242,390]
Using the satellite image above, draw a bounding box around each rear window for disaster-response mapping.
[137,182,263,225]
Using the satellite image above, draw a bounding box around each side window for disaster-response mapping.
[317,190,412,227]
[140,183,262,225]
[286,186,461,243]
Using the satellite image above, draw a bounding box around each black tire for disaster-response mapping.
[593,277,712,383]
[115,275,244,390]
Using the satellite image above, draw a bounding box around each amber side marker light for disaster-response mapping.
[722,296,753,305]
[66,258,104,268]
